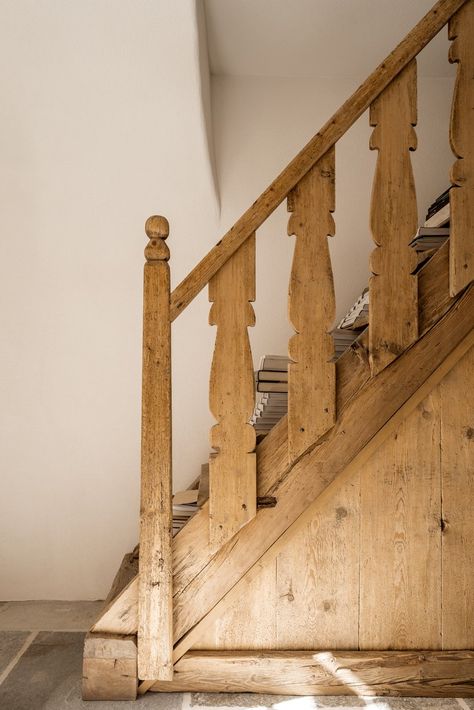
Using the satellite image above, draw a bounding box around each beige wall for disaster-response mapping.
[0,1,455,601]
[0,0,219,600]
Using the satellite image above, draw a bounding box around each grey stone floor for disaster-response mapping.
[0,602,472,710]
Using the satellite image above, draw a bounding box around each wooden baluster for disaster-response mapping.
[287,147,336,462]
[208,236,256,550]
[138,216,173,681]
[449,0,474,296]
[369,60,418,376]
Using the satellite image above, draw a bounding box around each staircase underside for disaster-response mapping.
[89,245,474,694]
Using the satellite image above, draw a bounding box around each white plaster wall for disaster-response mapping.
[0,0,455,601]
[0,0,219,600]
[211,73,455,360]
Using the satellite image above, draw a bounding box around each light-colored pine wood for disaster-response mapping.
[92,286,474,644]
[82,633,137,701]
[193,558,277,650]
[193,473,359,651]
[170,288,474,648]
[369,60,418,375]
[138,215,173,681]
[208,235,256,549]
[287,148,336,460]
[441,344,474,648]
[359,391,442,649]
[449,0,474,296]
[149,650,474,696]
[168,0,467,322]
[418,239,454,333]
[275,473,359,650]
[104,548,139,607]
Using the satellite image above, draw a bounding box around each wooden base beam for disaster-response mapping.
[149,649,474,697]
[82,633,138,701]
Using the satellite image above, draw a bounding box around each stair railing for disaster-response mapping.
[138,0,474,681]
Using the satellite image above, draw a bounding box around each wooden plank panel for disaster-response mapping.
[275,473,360,649]
[90,246,458,640]
[360,390,442,649]
[287,148,336,460]
[369,60,418,375]
[138,216,173,680]
[150,650,474,697]
[169,0,468,321]
[93,288,474,642]
[449,0,474,296]
[208,235,256,549]
[441,344,474,648]
[192,559,277,651]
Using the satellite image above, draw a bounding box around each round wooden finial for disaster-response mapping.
[144,215,170,261]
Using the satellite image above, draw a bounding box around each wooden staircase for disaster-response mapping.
[82,0,474,700]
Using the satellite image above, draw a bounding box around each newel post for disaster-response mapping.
[138,215,173,681]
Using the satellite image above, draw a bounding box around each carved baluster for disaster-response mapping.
[208,236,256,550]
[287,147,336,462]
[449,0,474,296]
[138,216,173,680]
[369,60,418,376]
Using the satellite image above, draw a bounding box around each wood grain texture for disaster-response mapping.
[275,473,359,650]
[82,633,137,701]
[91,253,468,642]
[168,0,467,322]
[92,287,474,644]
[193,473,359,651]
[208,235,256,549]
[149,650,474,696]
[169,288,474,650]
[138,216,173,681]
[287,148,336,460]
[360,391,442,649]
[441,344,474,648]
[449,0,474,296]
[369,60,418,375]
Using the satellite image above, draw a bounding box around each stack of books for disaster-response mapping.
[424,187,451,227]
[251,356,289,435]
[409,226,449,252]
[332,328,360,359]
[337,288,369,331]
[172,489,199,535]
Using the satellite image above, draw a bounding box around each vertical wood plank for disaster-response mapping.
[369,60,418,375]
[208,235,257,550]
[287,147,336,461]
[359,391,442,650]
[138,216,173,681]
[275,473,360,650]
[449,0,474,296]
[192,560,277,650]
[441,345,474,648]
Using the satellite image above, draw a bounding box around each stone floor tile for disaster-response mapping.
[0,631,31,677]
[189,694,463,709]
[0,600,103,631]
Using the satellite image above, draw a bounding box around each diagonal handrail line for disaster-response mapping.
[169,0,466,322]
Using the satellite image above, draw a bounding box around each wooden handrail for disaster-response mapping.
[169,0,467,322]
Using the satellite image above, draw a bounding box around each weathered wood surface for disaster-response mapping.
[418,240,454,333]
[449,0,474,296]
[138,216,173,681]
[359,391,442,649]
[441,344,474,648]
[168,0,467,321]
[104,548,139,607]
[171,326,473,666]
[82,633,137,701]
[287,148,336,460]
[369,60,418,374]
[150,650,474,696]
[91,253,469,642]
[208,235,256,549]
[169,287,474,650]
